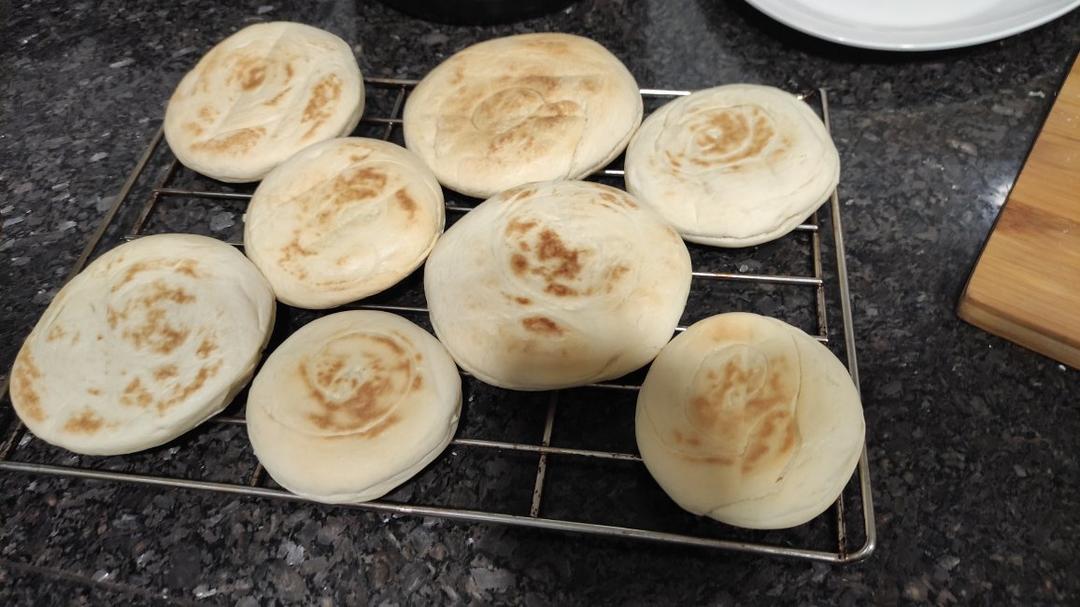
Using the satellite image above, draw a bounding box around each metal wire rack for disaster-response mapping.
[0,78,875,563]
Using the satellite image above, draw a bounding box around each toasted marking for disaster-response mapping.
[12,348,45,422]
[263,86,292,106]
[521,316,563,335]
[300,74,342,138]
[87,387,103,396]
[121,377,153,409]
[191,127,266,155]
[46,325,67,342]
[63,409,105,434]
[505,219,537,235]
[154,364,179,382]
[157,361,223,412]
[394,188,417,219]
[196,337,217,359]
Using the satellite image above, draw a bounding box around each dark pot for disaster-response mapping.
[376,0,579,25]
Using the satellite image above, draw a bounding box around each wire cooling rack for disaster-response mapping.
[0,78,875,563]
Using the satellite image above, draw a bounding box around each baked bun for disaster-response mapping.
[244,138,445,309]
[625,84,839,247]
[424,180,691,390]
[246,311,461,503]
[635,312,864,529]
[403,33,642,198]
[9,234,275,455]
[164,22,364,182]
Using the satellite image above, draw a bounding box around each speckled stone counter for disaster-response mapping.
[2,1,1079,605]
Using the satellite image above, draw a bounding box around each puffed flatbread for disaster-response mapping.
[246,311,462,503]
[164,22,364,182]
[244,137,444,309]
[625,84,839,247]
[10,234,276,455]
[636,313,864,529]
[403,33,642,198]
[424,180,692,390]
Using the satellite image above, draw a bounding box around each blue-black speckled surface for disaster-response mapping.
[2,1,1079,604]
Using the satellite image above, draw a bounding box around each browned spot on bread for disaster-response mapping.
[300,74,342,138]
[46,325,67,342]
[285,62,294,80]
[314,167,388,226]
[510,254,529,276]
[154,364,179,382]
[241,65,266,90]
[192,127,266,155]
[450,66,465,85]
[63,409,105,434]
[684,348,799,473]
[505,219,537,236]
[96,334,104,341]
[411,375,423,391]
[300,334,417,434]
[87,387,102,396]
[12,348,45,422]
[514,296,531,305]
[184,122,204,136]
[671,429,702,448]
[545,283,575,297]
[604,264,631,293]
[176,259,201,277]
[690,107,777,168]
[121,377,153,409]
[118,281,194,355]
[113,259,202,291]
[196,337,217,359]
[536,229,582,278]
[521,316,563,335]
[580,77,600,94]
[596,190,638,210]
[157,362,223,413]
[106,306,125,329]
[369,334,405,356]
[665,151,683,169]
[198,105,217,122]
[263,86,292,107]
[395,188,417,219]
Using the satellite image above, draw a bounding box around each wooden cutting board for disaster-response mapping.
[958,54,1080,369]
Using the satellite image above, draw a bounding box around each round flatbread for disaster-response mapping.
[9,234,276,455]
[244,137,445,309]
[424,180,692,390]
[164,21,365,182]
[625,84,840,247]
[635,313,865,529]
[246,311,462,503]
[403,33,642,198]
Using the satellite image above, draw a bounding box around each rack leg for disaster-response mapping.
[529,393,559,517]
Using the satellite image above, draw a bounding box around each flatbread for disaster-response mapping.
[246,311,462,503]
[244,137,445,309]
[9,234,276,455]
[403,33,642,198]
[424,180,692,390]
[635,313,865,529]
[625,84,840,247]
[164,22,364,182]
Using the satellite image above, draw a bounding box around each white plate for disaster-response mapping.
[744,0,1080,51]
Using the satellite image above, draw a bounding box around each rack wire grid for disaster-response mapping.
[0,77,875,563]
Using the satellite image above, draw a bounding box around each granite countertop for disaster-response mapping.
[2,1,1079,604]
